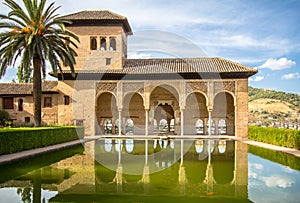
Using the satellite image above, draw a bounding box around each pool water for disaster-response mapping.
[0,139,299,203]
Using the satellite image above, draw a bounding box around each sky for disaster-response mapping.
[0,0,299,94]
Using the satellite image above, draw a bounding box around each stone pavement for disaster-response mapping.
[241,139,300,158]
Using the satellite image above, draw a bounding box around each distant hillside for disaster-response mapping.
[248,86,300,111]
[248,87,300,128]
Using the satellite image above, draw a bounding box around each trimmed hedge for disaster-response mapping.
[248,126,300,150]
[0,126,84,155]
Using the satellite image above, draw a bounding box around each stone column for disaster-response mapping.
[145,109,149,136]
[118,109,122,136]
[180,108,185,136]
[208,109,212,136]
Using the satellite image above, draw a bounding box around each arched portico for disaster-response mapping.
[93,80,243,137]
[96,92,118,135]
[149,85,180,134]
[212,92,235,135]
[123,92,145,135]
[184,92,208,135]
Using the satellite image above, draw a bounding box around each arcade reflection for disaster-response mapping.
[0,140,249,202]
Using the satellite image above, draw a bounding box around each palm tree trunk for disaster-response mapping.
[33,54,42,127]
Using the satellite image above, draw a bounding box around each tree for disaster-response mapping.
[0,0,79,126]
[17,64,33,83]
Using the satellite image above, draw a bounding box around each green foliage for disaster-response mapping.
[0,126,84,155]
[248,86,300,109]
[248,126,300,149]
[249,145,300,170]
[0,110,10,126]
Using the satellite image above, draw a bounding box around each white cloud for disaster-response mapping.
[259,58,296,70]
[128,52,152,59]
[249,75,264,82]
[260,175,295,188]
[282,72,300,80]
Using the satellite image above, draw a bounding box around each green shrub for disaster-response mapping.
[249,126,300,150]
[0,126,84,155]
[0,110,10,127]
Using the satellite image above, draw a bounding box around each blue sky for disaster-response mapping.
[0,0,299,94]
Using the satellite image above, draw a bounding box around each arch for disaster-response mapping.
[96,92,118,135]
[149,84,180,101]
[213,90,236,106]
[150,84,180,134]
[18,98,23,111]
[185,92,208,135]
[123,92,145,135]
[100,37,107,50]
[212,92,235,135]
[109,37,116,51]
[186,91,208,107]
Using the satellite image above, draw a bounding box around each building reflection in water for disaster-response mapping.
[0,139,249,202]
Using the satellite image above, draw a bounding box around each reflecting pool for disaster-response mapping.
[0,139,299,203]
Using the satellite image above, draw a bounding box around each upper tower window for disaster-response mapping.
[100,38,107,50]
[90,37,97,50]
[109,37,116,51]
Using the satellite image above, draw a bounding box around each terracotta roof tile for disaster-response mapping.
[59,10,132,34]
[0,81,58,95]
[57,57,257,75]
[60,10,127,20]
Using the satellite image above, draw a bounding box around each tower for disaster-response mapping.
[60,10,132,70]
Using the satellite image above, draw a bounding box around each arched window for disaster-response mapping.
[90,37,97,50]
[100,37,106,50]
[206,119,216,135]
[109,37,116,51]
[18,99,23,111]
[218,119,227,135]
[125,119,134,134]
[195,119,204,134]
[159,119,168,133]
[104,119,113,134]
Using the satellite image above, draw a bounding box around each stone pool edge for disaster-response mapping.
[1,136,299,165]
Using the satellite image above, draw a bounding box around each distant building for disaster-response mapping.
[0,10,257,137]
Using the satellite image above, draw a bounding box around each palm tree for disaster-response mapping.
[0,0,79,126]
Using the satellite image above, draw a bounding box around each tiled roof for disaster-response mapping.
[59,10,132,34]
[0,81,58,96]
[57,57,257,75]
[60,10,127,20]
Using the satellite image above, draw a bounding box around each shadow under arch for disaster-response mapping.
[212,92,235,135]
[150,84,180,134]
[96,92,118,135]
[185,92,208,135]
[123,92,145,135]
